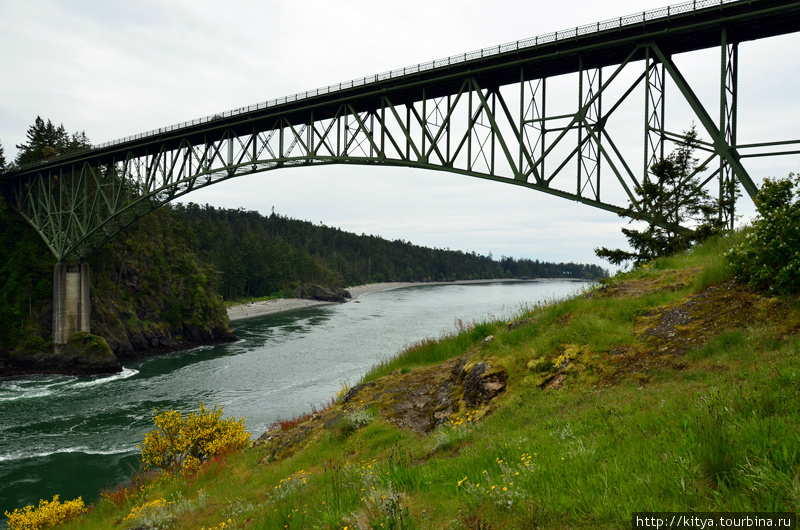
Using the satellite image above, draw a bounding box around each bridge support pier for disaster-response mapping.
[53,263,91,345]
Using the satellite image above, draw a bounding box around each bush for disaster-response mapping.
[726,174,800,294]
[138,402,250,474]
[4,495,86,530]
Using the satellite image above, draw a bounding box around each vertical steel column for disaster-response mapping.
[467,87,473,172]
[518,69,525,176]
[719,29,739,229]
[421,88,427,158]
[380,98,386,157]
[336,112,341,157]
[651,43,757,199]
[490,90,496,175]
[541,78,546,182]
[521,76,546,183]
[369,112,375,158]
[343,113,349,157]
[406,105,411,161]
[446,94,452,166]
[309,115,315,158]
[578,61,602,200]
[644,49,666,180]
[578,59,584,195]
[279,122,285,162]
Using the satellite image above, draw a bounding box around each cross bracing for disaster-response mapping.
[4,0,800,262]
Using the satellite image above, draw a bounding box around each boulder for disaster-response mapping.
[463,362,507,408]
[293,284,352,302]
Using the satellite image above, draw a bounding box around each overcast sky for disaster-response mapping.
[1,0,798,268]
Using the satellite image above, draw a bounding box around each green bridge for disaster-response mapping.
[2,0,800,347]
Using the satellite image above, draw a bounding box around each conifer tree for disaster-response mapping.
[595,128,727,266]
[14,116,91,166]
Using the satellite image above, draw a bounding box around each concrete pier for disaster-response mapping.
[53,263,91,345]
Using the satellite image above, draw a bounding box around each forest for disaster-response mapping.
[174,202,609,301]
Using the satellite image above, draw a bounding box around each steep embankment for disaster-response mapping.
[88,209,236,363]
[65,231,800,529]
[0,201,235,376]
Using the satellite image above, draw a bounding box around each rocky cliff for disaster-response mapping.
[0,202,236,376]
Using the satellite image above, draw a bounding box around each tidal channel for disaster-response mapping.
[0,280,587,516]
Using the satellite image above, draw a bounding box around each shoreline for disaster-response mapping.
[226,278,589,322]
[226,282,424,322]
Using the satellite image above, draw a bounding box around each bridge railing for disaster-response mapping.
[17,0,739,167]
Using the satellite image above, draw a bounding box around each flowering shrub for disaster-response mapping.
[726,174,800,294]
[138,402,250,473]
[432,410,476,452]
[121,498,174,528]
[4,495,86,530]
[269,469,310,502]
[343,408,374,431]
[456,454,536,508]
[121,490,210,528]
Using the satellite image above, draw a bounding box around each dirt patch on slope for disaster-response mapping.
[596,266,701,299]
[340,354,507,434]
[254,352,507,463]
[636,281,779,355]
[529,275,788,388]
[599,281,783,384]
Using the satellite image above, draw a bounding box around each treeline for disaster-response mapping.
[174,203,608,300]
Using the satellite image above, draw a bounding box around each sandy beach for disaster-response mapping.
[226,278,583,322]
[226,282,423,322]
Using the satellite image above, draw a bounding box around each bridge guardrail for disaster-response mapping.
[16,0,739,169]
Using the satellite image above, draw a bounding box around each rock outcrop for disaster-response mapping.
[0,332,121,376]
[254,352,507,462]
[293,283,351,303]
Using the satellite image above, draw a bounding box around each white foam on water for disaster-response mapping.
[73,368,139,388]
[0,388,55,402]
[0,445,138,463]
[0,376,76,402]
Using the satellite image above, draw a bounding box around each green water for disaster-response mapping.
[0,280,586,516]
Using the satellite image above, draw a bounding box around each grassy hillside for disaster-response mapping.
[51,230,800,529]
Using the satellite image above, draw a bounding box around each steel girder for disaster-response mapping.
[6,8,800,261]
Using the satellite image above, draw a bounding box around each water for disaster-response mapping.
[0,280,586,515]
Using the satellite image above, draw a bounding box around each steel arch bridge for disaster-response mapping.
[4,0,800,263]
[2,0,800,344]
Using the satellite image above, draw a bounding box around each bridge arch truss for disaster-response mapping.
[5,0,800,262]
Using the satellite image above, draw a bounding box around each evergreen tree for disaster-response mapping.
[15,116,91,166]
[0,139,6,171]
[595,128,726,266]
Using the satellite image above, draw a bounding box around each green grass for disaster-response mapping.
[362,321,497,383]
[53,234,800,530]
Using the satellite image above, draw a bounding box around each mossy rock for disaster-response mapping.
[67,332,116,360]
[463,361,507,408]
[55,332,121,374]
[527,359,555,373]
[3,332,121,376]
